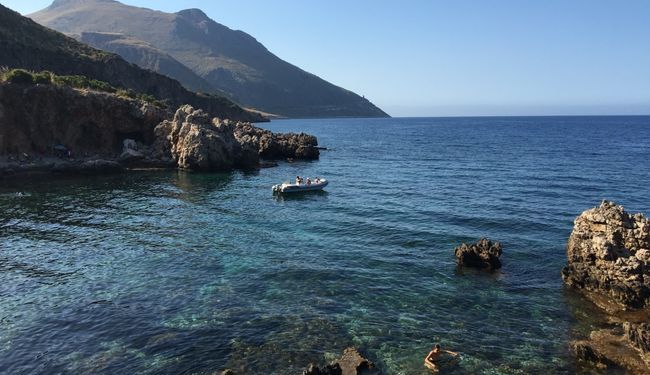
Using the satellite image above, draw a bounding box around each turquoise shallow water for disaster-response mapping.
[1,116,649,374]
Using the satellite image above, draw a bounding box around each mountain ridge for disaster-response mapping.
[78,31,222,96]
[0,3,264,122]
[31,0,389,118]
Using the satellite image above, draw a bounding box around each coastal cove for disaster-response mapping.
[1,116,649,373]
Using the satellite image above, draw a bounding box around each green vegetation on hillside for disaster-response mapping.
[0,3,264,122]
[0,68,166,107]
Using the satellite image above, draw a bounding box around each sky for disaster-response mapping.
[6,0,650,117]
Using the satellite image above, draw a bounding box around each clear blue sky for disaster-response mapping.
[7,0,650,116]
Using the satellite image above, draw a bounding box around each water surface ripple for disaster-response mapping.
[1,116,649,374]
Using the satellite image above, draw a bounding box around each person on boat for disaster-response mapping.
[296,176,301,185]
[306,178,311,185]
[424,344,459,370]
[315,177,320,183]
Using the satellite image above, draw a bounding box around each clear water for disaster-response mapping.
[1,116,649,374]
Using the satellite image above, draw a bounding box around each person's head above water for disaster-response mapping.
[434,344,441,351]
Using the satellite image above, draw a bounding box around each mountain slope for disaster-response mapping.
[0,3,263,122]
[30,0,389,118]
[78,31,221,95]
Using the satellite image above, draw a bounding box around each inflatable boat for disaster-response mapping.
[272,179,328,194]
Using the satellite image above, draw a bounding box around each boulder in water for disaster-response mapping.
[562,200,650,309]
[565,201,650,373]
[454,238,503,270]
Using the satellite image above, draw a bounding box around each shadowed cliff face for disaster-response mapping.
[0,82,167,155]
[0,4,264,122]
[30,0,389,118]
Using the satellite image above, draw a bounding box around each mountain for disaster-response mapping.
[30,0,389,118]
[0,3,263,122]
[78,31,221,96]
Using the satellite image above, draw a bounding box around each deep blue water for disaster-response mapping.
[1,116,649,374]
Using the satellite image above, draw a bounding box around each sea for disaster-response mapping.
[1,116,649,374]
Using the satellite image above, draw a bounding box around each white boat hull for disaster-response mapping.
[272,179,328,194]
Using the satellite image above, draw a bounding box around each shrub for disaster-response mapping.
[3,69,35,84]
[32,71,53,84]
[52,74,88,88]
[88,79,116,93]
[0,68,164,107]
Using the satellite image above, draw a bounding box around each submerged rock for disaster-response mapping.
[454,238,503,270]
[303,347,381,375]
[303,363,342,375]
[624,322,650,357]
[572,329,649,374]
[572,340,617,369]
[51,159,124,174]
[562,200,650,309]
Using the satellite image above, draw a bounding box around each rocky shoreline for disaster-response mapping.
[3,81,649,373]
[563,201,650,373]
[0,82,319,179]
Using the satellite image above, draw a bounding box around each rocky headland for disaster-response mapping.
[0,81,319,178]
[152,105,318,171]
[562,201,650,373]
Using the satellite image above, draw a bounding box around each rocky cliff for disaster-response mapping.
[0,81,166,156]
[0,82,318,176]
[153,106,319,171]
[562,200,650,309]
[563,201,650,373]
[30,0,389,118]
[0,3,263,122]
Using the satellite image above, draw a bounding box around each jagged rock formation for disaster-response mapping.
[562,200,650,308]
[303,347,381,375]
[564,201,650,374]
[153,106,259,171]
[31,0,389,118]
[454,238,503,270]
[234,123,319,160]
[153,106,319,171]
[0,3,263,122]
